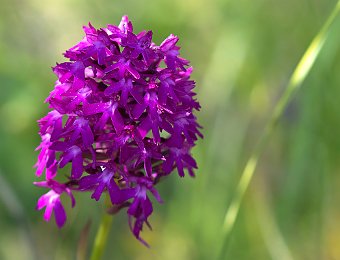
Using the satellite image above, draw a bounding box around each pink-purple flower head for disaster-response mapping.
[34,15,202,245]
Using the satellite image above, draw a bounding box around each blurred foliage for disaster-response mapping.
[0,0,340,259]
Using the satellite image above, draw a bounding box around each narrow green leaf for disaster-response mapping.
[218,1,340,259]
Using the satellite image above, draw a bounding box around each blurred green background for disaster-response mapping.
[1,0,340,259]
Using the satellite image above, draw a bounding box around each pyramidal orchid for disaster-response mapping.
[34,15,202,246]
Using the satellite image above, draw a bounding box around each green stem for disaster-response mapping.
[217,1,340,259]
[90,197,113,260]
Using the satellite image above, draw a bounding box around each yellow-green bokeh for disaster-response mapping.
[1,0,340,259]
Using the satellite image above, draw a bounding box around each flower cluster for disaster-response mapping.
[34,15,202,245]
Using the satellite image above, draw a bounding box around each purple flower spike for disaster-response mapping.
[34,15,202,245]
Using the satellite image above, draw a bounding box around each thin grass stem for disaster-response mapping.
[217,1,340,259]
[90,196,113,260]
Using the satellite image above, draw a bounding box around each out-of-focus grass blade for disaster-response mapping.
[77,220,92,260]
[0,170,38,260]
[218,1,340,259]
[255,178,294,260]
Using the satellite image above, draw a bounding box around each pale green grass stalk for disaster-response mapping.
[90,196,113,260]
[217,1,340,259]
